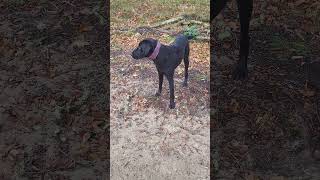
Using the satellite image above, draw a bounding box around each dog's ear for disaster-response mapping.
[139,38,154,45]
[139,39,157,56]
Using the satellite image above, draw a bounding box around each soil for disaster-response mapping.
[0,1,108,179]
[211,1,320,179]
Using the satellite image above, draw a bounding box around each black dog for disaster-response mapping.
[212,0,253,80]
[132,34,191,109]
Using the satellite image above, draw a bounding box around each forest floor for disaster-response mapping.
[110,0,210,179]
[0,1,108,179]
[211,0,320,179]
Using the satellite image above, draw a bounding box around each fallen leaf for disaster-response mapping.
[82,132,91,143]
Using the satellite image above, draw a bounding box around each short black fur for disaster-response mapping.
[132,34,190,109]
[211,0,253,80]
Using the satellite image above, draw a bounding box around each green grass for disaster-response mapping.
[111,0,209,27]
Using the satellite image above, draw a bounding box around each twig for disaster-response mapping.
[193,36,210,41]
[180,20,210,27]
[227,87,236,96]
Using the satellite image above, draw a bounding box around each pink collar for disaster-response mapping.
[148,41,161,60]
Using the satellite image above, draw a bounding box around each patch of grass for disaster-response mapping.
[111,0,209,28]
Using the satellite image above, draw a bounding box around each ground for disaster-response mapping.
[110,0,210,179]
[0,1,108,179]
[211,1,320,179]
[1,0,320,179]
[110,33,210,179]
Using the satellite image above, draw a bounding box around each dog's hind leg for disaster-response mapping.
[166,73,175,109]
[183,44,190,87]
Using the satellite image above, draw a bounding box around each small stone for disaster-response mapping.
[33,125,41,131]
[135,33,141,37]
[36,22,46,30]
[54,128,61,135]
[60,135,67,142]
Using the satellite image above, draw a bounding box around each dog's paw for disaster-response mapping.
[169,102,176,109]
[232,64,248,80]
[182,81,188,87]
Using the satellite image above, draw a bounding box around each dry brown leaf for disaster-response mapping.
[82,132,91,143]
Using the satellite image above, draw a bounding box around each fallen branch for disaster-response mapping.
[150,15,185,28]
[181,20,210,27]
[135,26,180,36]
[193,36,210,41]
[111,27,209,42]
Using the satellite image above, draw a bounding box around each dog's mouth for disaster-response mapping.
[131,52,138,59]
[131,50,145,60]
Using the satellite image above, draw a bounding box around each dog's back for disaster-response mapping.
[169,34,190,59]
[170,34,189,49]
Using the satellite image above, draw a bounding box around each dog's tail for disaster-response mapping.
[180,31,195,40]
[185,35,194,40]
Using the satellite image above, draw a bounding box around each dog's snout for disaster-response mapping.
[131,51,137,59]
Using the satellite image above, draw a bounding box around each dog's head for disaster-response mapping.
[131,38,157,59]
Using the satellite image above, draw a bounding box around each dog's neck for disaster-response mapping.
[148,41,161,60]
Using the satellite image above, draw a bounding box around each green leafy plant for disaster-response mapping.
[184,25,199,39]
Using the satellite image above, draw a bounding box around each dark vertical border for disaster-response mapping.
[105,0,110,179]
[210,1,214,179]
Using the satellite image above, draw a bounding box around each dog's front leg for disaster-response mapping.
[155,72,164,96]
[166,74,175,109]
[233,0,253,80]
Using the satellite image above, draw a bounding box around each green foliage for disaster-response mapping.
[184,25,199,39]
